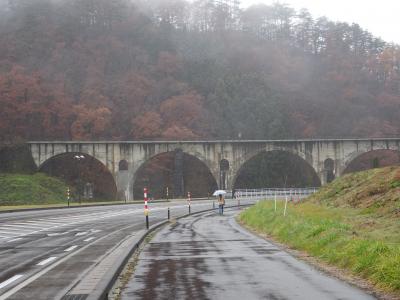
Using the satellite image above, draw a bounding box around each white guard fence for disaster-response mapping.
[229,188,319,200]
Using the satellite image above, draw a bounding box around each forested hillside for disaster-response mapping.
[0,0,399,141]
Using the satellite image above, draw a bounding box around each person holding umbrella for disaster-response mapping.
[218,194,225,215]
[213,190,226,215]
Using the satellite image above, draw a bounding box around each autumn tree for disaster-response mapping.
[0,0,399,143]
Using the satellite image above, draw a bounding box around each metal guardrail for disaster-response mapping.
[228,188,319,200]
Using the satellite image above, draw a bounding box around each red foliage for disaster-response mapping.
[0,1,399,142]
[131,111,163,139]
[70,105,112,140]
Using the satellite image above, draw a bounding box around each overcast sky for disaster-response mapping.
[240,0,399,44]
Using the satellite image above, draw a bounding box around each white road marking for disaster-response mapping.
[6,238,22,243]
[0,207,152,241]
[83,237,95,242]
[37,257,58,266]
[0,223,138,300]
[0,275,24,289]
[23,220,64,225]
[11,222,47,227]
[0,226,32,232]
[0,231,19,236]
[0,224,40,229]
[75,232,88,236]
[47,231,70,237]
[64,245,78,252]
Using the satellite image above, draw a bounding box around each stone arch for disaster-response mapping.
[133,147,218,185]
[229,145,311,188]
[233,150,321,189]
[237,145,310,170]
[39,152,117,200]
[132,150,218,199]
[343,149,400,174]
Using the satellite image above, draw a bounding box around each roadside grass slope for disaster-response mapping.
[0,173,69,205]
[240,166,400,295]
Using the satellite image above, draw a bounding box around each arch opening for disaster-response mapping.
[119,160,128,171]
[39,152,117,201]
[343,149,400,174]
[234,150,321,189]
[220,159,230,190]
[324,158,335,183]
[132,151,218,199]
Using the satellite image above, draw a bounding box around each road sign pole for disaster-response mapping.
[188,192,191,214]
[144,187,149,230]
[67,188,70,207]
[284,192,289,217]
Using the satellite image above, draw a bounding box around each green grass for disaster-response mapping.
[0,173,71,206]
[240,201,400,293]
[0,173,145,209]
[240,167,400,295]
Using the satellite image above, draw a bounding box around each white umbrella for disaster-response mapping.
[213,190,226,196]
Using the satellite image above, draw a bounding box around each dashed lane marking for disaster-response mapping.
[47,231,70,237]
[0,226,32,232]
[83,237,95,242]
[37,257,58,266]
[0,204,217,242]
[6,238,22,243]
[0,210,136,241]
[0,224,42,229]
[64,246,78,252]
[0,231,21,236]
[23,220,65,225]
[0,223,139,300]
[75,232,88,236]
[0,275,24,290]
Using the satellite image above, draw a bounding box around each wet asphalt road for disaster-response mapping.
[0,199,250,299]
[121,209,375,300]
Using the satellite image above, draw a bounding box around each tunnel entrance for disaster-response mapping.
[234,151,321,189]
[343,149,400,174]
[132,151,217,199]
[39,153,117,201]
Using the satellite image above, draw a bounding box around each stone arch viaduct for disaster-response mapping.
[28,139,400,200]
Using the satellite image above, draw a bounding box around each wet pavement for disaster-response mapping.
[0,200,251,299]
[121,208,376,300]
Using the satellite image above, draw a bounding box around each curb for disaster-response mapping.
[86,203,254,300]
